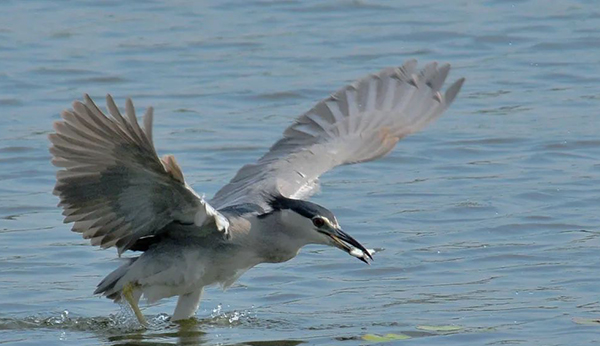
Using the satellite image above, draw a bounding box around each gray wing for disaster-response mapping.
[50,95,229,255]
[211,60,465,209]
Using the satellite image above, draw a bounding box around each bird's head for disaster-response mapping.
[265,195,373,264]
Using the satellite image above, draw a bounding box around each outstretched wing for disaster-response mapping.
[211,60,464,209]
[50,95,229,255]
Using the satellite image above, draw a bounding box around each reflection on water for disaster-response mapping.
[106,323,207,346]
[2,0,600,345]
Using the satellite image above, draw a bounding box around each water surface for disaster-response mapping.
[1,0,600,345]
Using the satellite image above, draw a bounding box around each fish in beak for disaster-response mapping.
[321,228,374,264]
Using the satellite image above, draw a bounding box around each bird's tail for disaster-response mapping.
[94,257,139,301]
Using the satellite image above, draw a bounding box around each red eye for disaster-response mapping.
[312,217,325,227]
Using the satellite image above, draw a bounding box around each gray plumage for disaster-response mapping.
[50,95,229,255]
[211,60,464,209]
[49,60,464,323]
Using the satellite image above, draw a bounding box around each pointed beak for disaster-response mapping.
[322,227,373,264]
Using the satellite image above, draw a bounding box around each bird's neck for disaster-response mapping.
[231,212,312,264]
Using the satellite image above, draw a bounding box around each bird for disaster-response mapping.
[49,60,464,326]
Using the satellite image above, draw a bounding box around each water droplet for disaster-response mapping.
[211,303,223,318]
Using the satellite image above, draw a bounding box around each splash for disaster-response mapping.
[0,307,169,333]
[206,303,257,326]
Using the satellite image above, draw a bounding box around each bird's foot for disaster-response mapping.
[122,282,147,327]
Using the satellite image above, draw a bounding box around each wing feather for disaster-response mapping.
[211,60,465,209]
[50,95,229,254]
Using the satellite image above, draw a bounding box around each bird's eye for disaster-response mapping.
[312,217,325,228]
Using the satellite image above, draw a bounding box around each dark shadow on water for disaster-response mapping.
[229,341,304,346]
[107,322,207,346]
[106,320,304,346]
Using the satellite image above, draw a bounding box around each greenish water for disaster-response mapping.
[1,0,600,345]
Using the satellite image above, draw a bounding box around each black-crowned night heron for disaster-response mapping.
[49,60,464,325]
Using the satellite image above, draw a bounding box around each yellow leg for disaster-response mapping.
[122,283,147,326]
